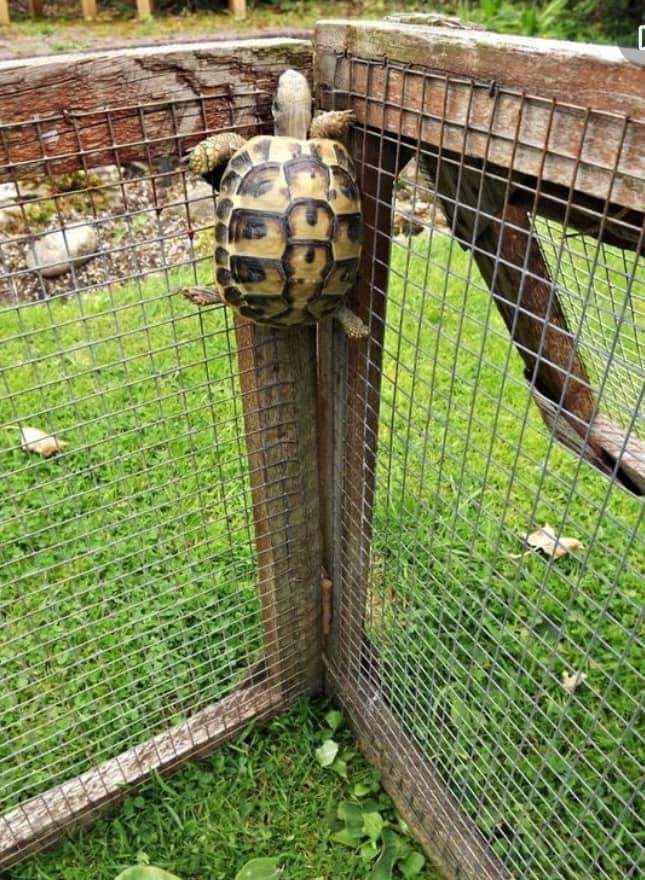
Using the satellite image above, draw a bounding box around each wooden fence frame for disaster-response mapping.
[315,17,644,880]
[0,16,643,878]
[0,34,313,869]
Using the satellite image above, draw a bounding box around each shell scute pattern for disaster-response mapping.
[218,135,361,327]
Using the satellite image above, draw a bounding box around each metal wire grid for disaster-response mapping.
[0,78,318,844]
[322,53,643,880]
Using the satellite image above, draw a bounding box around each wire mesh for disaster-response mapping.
[321,51,643,880]
[0,68,319,861]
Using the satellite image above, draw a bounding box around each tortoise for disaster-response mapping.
[182,69,366,338]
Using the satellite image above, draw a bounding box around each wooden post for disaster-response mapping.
[235,322,323,700]
[136,0,153,19]
[28,0,44,17]
[80,0,97,20]
[229,0,246,19]
[0,0,10,26]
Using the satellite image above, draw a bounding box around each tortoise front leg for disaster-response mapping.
[186,132,248,189]
[335,304,368,339]
[180,286,223,307]
[309,110,355,143]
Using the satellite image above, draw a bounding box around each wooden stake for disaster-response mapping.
[136,0,153,19]
[28,0,44,17]
[0,0,10,27]
[229,0,246,19]
[235,321,323,699]
[80,0,97,20]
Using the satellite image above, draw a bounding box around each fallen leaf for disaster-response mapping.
[561,670,588,694]
[315,738,339,767]
[19,426,66,458]
[517,524,583,560]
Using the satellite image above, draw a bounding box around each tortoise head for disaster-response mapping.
[273,69,312,140]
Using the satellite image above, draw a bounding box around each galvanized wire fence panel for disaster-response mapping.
[0,39,320,865]
[317,27,643,880]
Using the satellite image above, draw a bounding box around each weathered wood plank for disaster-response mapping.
[136,0,152,19]
[0,38,312,181]
[0,679,284,869]
[317,118,411,677]
[0,0,10,26]
[80,0,97,21]
[326,662,514,880]
[315,21,644,211]
[229,0,246,19]
[234,321,323,699]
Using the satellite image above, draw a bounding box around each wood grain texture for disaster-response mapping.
[234,321,323,698]
[326,662,514,880]
[0,38,312,181]
[80,0,97,21]
[0,680,284,869]
[315,21,644,211]
[329,130,412,678]
[423,153,643,493]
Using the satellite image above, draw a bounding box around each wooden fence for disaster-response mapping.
[0,0,245,27]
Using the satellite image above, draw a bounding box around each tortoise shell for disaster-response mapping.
[214,135,362,327]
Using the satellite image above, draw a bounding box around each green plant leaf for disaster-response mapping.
[325,709,343,732]
[331,758,348,779]
[331,828,364,848]
[400,851,426,878]
[360,840,380,862]
[315,739,339,767]
[337,801,364,828]
[362,811,385,842]
[114,868,183,880]
[370,829,400,880]
[234,857,281,880]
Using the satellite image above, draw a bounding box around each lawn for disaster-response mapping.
[369,228,642,879]
[8,700,438,880]
[0,223,641,880]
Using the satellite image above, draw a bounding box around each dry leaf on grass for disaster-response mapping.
[561,670,588,694]
[19,426,67,458]
[510,524,583,561]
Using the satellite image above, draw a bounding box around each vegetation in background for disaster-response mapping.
[9,702,438,880]
[1,0,641,53]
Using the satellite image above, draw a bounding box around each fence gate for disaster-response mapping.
[0,18,643,880]
[315,19,643,880]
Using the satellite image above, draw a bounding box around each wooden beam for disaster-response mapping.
[229,0,246,19]
[0,679,284,869]
[0,0,10,26]
[80,0,97,21]
[315,20,644,211]
[0,38,312,182]
[326,663,514,880]
[136,0,152,19]
[235,322,323,699]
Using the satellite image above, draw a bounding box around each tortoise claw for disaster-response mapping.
[310,109,356,142]
[180,286,222,307]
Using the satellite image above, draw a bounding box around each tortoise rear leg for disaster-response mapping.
[186,132,248,189]
[335,303,368,339]
[309,110,355,143]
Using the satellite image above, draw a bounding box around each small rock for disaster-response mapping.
[162,179,215,226]
[0,182,18,207]
[93,164,122,184]
[26,224,99,279]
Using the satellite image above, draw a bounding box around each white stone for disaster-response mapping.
[0,182,18,207]
[26,224,99,279]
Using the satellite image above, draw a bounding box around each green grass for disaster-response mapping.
[369,230,643,879]
[8,701,439,880]
[1,267,264,809]
[0,228,641,879]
